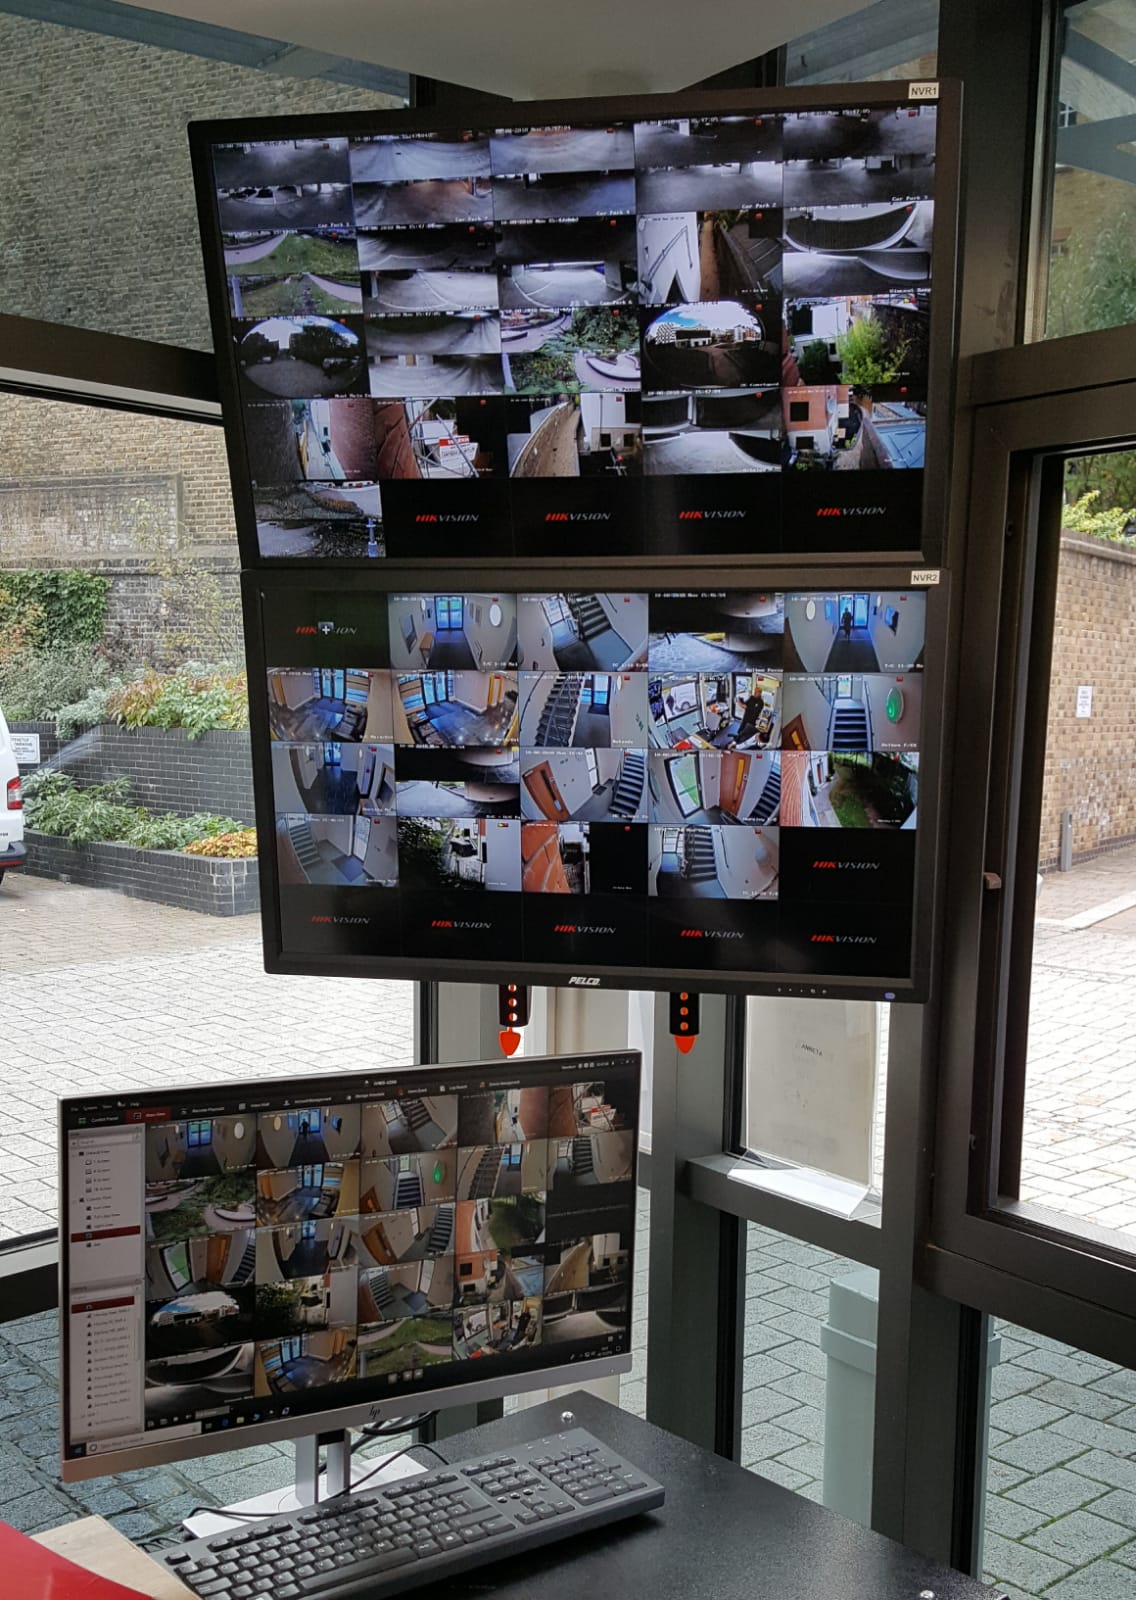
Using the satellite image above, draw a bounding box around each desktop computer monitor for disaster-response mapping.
[59,1050,641,1483]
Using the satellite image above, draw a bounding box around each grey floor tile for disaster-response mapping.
[1088,1488,1136,1531]
[992,1428,1088,1475]
[772,1442,825,1480]
[983,1493,1049,1539]
[991,1394,1071,1437]
[1006,1465,1110,1517]
[741,1455,809,1489]
[982,1529,1074,1594]
[1028,1380,1130,1422]
[1024,1508,1135,1565]
[1043,1558,1136,1600]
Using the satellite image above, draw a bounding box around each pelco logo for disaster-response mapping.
[310,914,370,925]
[677,509,746,521]
[544,511,612,523]
[816,506,886,518]
[680,928,745,940]
[568,975,603,986]
[810,933,879,945]
[430,918,492,929]
[553,923,616,935]
[414,512,480,523]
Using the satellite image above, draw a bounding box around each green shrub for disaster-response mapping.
[798,338,833,383]
[0,644,125,724]
[23,771,243,850]
[108,668,249,739]
[836,312,909,389]
[1063,489,1136,547]
[0,571,109,648]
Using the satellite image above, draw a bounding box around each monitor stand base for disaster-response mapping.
[181,1429,427,1539]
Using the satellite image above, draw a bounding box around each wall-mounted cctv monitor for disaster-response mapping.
[60,1050,641,1480]
[190,82,959,567]
[245,564,945,1001]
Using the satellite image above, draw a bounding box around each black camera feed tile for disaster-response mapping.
[399,887,524,962]
[776,894,913,979]
[647,895,779,972]
[779,826,916,906]
[278,884,403,958]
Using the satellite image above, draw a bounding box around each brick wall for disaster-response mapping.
[0,13,399,350]
[25,831,259,916]
[1040,533,1136,866]
[0,392,243,666]
[46,725,256,824]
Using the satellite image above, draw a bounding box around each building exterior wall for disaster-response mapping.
[0,13,399,350]
[1040,533,1136,866]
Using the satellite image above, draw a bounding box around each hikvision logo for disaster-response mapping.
[816,506,887,517]
[430,918,492,929]
[678,509,746,521]
[295,622,356,636]
[544,511,612,523]
[680,928,745,940]
[811,933,879,944]
[812,860,880,871]
[568,975,603,986]
[415,513,480,523]
[310,914,370,925]
[553,924,617,935]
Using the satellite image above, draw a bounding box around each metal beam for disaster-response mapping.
[0,0,409,97]
[0,312,220,417]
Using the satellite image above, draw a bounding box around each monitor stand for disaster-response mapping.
[181,1428,427,1540]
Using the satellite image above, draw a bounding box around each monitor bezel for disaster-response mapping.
[188,79,961,571]
[59,1049,642,1483]
[245,560,947,1003]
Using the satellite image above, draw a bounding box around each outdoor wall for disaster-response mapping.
[0,12,399,350]
[47,726,256,825]
[0,392,242,666]
[1040,533,1136,865]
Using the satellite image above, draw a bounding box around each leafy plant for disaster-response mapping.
[1047,205,1136,341]
[185,829,258,859]
[836,312,909,389]
[23,771,243,850]
[0,643,125,724]
[798,339,834,383]
[107,668,249,739]
[1063,489,1136,547]
[0,571,109,656]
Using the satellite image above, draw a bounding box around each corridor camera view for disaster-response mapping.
[257,584,923,984]
[60,1055,636,1454]
[235,316,365,399]
[637,209,783,305]
[641,301,780,391]
[201,92,948,563]
[271,741,396,817]
[642,388,782,474]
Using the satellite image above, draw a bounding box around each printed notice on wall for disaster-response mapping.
[742,997,879,1186]
[1076,685,1093,719]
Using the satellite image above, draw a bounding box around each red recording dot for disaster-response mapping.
[680,1022,689,1032]
[680,991,689,1001]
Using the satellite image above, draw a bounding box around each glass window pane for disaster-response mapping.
[0,390,415,1246]
[981,1319,1136,1599]
[744,997,888,1198]
[0,12,403,349]
[743,1226,877,1522]
[1014,451,1136,1248]
[1045,2,1136,339]
[784,0,939,85]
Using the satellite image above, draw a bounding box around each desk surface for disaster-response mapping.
[429,1392,999,1600]
[36,1393,999,1600]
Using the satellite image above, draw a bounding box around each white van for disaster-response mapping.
[0,705,27,884]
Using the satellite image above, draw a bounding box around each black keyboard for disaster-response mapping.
[157,1426,664,1598]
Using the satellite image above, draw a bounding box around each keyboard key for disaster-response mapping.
[576,1488,614,1505]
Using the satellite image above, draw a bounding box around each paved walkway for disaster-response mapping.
[0,874,414,1241]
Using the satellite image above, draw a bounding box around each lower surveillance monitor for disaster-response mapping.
[60,1050,641,1482]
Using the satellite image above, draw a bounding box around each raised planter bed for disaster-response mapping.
[12,723,254,823]
[25,830,259,917]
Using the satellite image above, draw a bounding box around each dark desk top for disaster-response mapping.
[425,1391,998,1600]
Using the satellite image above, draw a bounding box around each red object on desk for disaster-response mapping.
[0,1522,152,1599]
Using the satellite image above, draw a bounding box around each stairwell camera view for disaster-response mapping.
[61,1054,638,1450]
[203,94,940,559]
[262,584,925,982]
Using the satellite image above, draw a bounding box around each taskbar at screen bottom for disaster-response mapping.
[276,883,915,986]
[67,1328,627,1464]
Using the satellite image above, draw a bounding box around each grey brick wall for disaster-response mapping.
[25,831,260,917]
[0,13,399,350]
[7,722,66,766]
[45,725,255,824]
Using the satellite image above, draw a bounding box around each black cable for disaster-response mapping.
[180,1437,450,1528]
[352,1411,437,1452]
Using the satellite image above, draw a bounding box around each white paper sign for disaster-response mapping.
[1075,685,1093,719]
[10,732,40,765]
